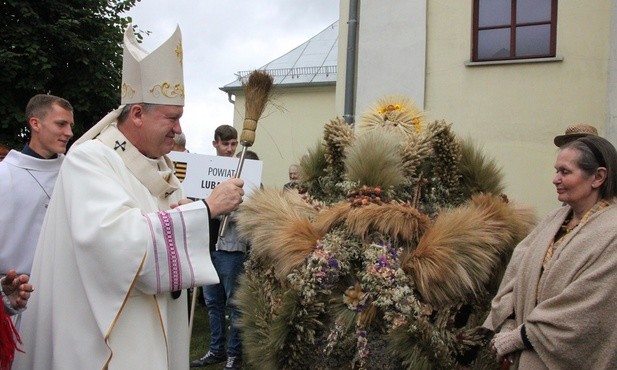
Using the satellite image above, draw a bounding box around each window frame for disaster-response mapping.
[472,0,558,62]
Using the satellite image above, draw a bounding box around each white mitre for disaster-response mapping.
[122,24,184,106]
[74,24,185,147]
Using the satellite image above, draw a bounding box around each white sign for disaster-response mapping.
[167,151,263,199]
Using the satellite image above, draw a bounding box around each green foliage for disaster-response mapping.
[388,301,493,370]
[0,0,140,148]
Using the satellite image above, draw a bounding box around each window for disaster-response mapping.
[472,0,557,62]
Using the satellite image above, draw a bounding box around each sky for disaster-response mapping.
[125,1,340,155]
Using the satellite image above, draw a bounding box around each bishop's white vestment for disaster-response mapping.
[0,150,63,274]
[13,124,219,370]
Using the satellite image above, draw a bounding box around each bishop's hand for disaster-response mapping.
[205,178,245,218]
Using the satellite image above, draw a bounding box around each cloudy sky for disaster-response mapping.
[125,1,340,154]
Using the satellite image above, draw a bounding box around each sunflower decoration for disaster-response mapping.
[359,95,424,138]
[235,95,537,370]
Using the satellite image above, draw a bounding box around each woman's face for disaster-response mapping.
[553,148,597,207]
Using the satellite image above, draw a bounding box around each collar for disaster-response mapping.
[96,125,181,199]
[2,149,64,171]
[22,144,58,159]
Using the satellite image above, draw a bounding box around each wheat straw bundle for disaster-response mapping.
[239,70,274,146]
[191,70,274,338]
[219,70,274,237]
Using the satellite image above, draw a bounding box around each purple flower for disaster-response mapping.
[328,258,339,269]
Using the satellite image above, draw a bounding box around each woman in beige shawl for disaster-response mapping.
[485,135,617,369]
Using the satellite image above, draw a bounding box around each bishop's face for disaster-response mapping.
[138,104,183,158]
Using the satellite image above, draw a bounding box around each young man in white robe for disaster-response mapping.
[0,94,74,277]
[13,25,245,370]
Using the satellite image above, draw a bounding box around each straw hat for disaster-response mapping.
[553,124,598,147]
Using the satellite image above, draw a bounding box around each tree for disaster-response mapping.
[0,0,140,149]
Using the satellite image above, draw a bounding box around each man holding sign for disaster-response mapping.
[191,124,246,369]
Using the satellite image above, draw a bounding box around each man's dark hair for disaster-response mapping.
[239,150,259,160]
[214,125,237,141]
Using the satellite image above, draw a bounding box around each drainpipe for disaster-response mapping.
[343,0,359,125]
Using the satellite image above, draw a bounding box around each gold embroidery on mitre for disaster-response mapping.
[121,82,136,98]
[175,40,183,65]
[149,83,185,98]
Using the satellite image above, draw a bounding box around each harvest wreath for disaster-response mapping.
[234,96,536,369]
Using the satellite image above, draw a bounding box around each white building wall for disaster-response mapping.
[607,0,617,145]
[336,0,427,121]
